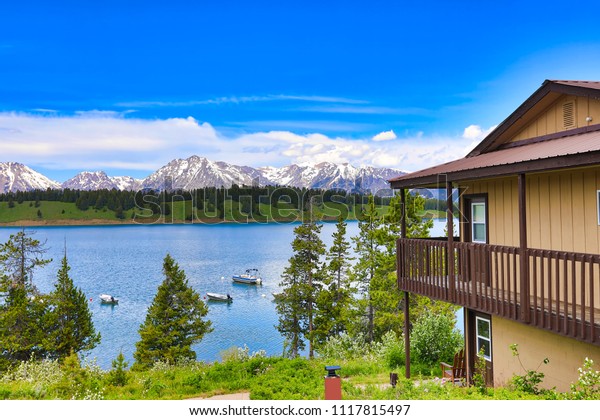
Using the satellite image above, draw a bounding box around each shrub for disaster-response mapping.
[1,356,63,388]
[317,332,375,362]
[410,312,462,365]
[567,358,600,400]
[472,349,487,395]
[107,352,129,387]
[220,345,266,363]
[509,343,549,395]
[372,331,404,369]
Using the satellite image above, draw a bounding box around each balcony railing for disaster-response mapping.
[397,238,600,346]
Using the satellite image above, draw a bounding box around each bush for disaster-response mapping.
[567,358,600,400]
[410,312,462,365]
[107,352,129,387]
[372,331,404,369]
[509,344,549,395]
[1,357,63,387]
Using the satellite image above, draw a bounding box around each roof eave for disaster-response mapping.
[389,150,600,189]
[467,80,600,158]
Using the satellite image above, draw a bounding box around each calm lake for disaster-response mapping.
[0,219,450,369]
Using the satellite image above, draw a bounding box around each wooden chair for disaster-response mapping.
[440,349,466,385]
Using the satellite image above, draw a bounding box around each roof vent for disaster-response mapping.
[563,102,575,128]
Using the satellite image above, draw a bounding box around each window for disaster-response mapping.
[475,316,492,361]
[471,202,487,243]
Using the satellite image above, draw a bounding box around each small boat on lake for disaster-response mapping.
[206,292,233,302]
[99,294,118,304]
[232,268,262,285]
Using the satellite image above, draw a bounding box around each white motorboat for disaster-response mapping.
[99,294,118,304]
[232,268,262,285]
[206,292,233,302]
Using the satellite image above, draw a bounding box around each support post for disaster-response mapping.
[446,181,455,302]
[404,290,410,379]
[518,173,530,323]
[400,188,410,379]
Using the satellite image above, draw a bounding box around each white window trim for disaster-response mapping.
[471,202,487,244]
[475,316,492,361]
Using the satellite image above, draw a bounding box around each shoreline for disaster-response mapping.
[0,215,351,228]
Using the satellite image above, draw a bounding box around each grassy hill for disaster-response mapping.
[0,200,396,225]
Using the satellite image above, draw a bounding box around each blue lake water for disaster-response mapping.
[0,219,450,369]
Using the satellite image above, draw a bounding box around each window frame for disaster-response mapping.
[471,201,487,244]
[475,316,492,361]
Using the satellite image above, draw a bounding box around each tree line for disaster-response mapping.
[0,186,395,221]
[0,230,212,372]
[275,192,457,358]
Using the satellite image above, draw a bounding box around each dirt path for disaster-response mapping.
[188,392,250,400]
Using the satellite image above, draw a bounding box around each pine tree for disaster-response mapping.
[276,217,325,358]
[43,252,100,360]
[0,230,52,368]
[133,254,212,369]
[351,195,381,343]
[371,191,435,339]
[314,216,355,345]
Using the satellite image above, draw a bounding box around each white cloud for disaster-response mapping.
[0,112,480,178]
[372,130,397,142]
[461,124,497,154]
[117,94,366,108]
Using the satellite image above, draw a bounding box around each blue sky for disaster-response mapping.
[1,1,600,181]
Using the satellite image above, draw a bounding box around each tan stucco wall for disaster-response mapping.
[492,315,600,392]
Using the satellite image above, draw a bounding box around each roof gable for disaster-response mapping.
[468,80,600,157]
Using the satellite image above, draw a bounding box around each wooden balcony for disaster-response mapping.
[397,238,600,346]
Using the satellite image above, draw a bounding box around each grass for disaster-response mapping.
[0,200,399,225]
[0,201,127,223]
[0,355,556,400]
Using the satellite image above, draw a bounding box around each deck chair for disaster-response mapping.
[440,349,466,385]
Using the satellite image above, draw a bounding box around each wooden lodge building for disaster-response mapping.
[390,80,600,391]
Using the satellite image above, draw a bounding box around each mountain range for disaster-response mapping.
[0,156,407,194]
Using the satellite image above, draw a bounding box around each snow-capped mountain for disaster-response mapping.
[0,162,61,193]
[0,157,406,193]
[142,156,405,192]
[62,171,141,191]
[258,162,404,193]
[141,156,265,190]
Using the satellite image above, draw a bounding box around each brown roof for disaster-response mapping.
[550,80,600,89]
[389,127,600,188]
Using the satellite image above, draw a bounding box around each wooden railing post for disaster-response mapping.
[518,173,530,323]
[447,181,455,302]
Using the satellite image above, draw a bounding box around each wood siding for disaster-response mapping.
[461,178,519,247]
[527,168,600,255]
[462,168,600,254]
[510,95,600,142]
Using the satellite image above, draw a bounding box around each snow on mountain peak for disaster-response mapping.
[0,157,406,193]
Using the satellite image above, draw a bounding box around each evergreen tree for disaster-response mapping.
[276,217,325,358]
[133,254,212,369]
[371,191,435,339]
[315,216,355,345]
[43,252,100,360]
[351,195,381,343]
[0,231,52,368]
